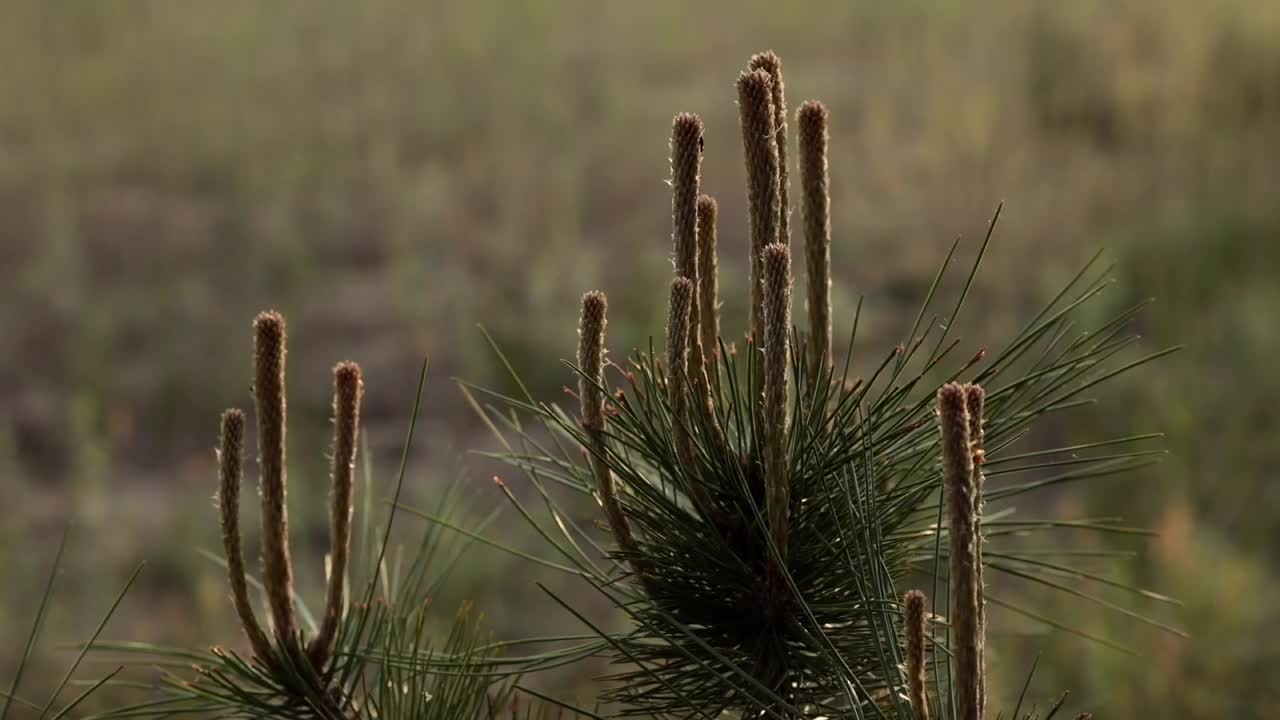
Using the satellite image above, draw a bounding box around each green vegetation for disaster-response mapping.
[452,51,1173,718]
[1,1,1277,717]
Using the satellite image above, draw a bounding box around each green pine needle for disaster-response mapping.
[87,358,551,720]
[0,526,139,720]
[441,219,1180,718]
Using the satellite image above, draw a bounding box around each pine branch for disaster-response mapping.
[696,194,722,399]
[671,113,725,450]
[218,408,275,665]
[941,383,980,720]
[904,590,930,720]
[738,68,781,348]
[966,383,988,719]
[94,356,523,720]
[310,361,364,668]
[442,50,1168,720]
[578,291,639,560]
[798,100,832,379]
[762,243,793,576]
[749,51,789,248]
[253,311,301,651]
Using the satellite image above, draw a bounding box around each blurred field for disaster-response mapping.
[1,0,1278,716]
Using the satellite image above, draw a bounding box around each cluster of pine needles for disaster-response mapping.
[80,318,532,719]
[453,50,1182,719]
[0,50,1184,720]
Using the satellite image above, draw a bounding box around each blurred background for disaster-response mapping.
[1,1,1277,716]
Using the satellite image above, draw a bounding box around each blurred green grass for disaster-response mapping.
[0,0,1277,716]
